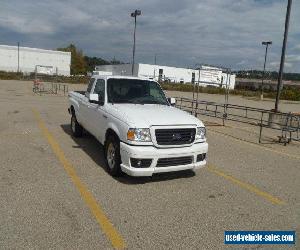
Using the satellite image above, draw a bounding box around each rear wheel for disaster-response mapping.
[105,135,122,176]
[71,114,83,137]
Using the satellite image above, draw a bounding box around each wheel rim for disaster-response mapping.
[71,116,76,133]
[107,142,115,170]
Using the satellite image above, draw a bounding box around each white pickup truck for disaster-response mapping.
[68,75,208,177]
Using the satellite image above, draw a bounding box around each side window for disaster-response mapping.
[150,83,165,101]
[93,79,105,100]
[86,78,95,96]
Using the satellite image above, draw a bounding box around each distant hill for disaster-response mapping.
[233,70,300,81]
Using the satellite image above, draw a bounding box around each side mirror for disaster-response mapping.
[167,97,176,106]
[89,94,104,105]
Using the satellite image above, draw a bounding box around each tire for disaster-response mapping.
[71,114,83,137]
[104,135,122,176]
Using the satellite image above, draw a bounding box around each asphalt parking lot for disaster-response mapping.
[0,80,299,249]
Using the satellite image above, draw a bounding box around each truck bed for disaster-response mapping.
[73,90,85,95]
[69,90,87,104]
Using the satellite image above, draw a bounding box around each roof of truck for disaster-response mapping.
[91,75,155,81]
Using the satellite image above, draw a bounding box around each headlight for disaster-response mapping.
[196,127,206,140]
[127,128,151,142]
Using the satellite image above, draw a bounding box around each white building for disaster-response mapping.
[95,63,236,89]
[0,44,71,76]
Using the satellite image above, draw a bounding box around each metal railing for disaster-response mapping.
[33,81,69,96]
[175,97,300,145]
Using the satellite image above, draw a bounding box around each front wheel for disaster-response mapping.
[105,135,122,176]
[71,114,83,137]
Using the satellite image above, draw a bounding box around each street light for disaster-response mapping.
[131,9,141,75]
[153,54,158,80]
[260,41,272,100]
[275,0,292,112]
[17,42,20,73]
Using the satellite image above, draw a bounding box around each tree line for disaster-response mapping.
[234,70,300,81]
[57,44,123,75]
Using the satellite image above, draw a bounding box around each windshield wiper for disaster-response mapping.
[143,101,167,105]
[130,100,145,104]
[112,100,144,104]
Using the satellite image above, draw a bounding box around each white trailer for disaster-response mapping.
[92,70,112,76]
[95,63,236,89]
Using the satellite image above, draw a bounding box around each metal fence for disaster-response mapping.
[33,81,69,96]
[31,69,70,96]
[175,97,300,145]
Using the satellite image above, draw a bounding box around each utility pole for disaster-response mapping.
[260,41,272,100]
[131,10,141,76]
[17,42,20,73]
[275,0,292,112]
[153,54,157,79]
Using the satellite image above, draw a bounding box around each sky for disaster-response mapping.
[0,0,299,72]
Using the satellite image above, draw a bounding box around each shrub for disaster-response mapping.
[0,71,89,84]
[160,82,300,101]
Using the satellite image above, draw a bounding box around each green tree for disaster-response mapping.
[235,70,300,81]
[84,56,110,72]
[57,44,86,75]
[57,44,125,74]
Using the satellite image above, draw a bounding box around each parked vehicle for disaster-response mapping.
[68,76,208,177]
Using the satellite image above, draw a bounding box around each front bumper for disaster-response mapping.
[120,142,208,176]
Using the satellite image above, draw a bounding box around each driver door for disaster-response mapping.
[88,79,107,142]
[79,78,95,131]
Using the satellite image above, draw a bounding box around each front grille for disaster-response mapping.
[156,156,193,167]
[155,128,196,145]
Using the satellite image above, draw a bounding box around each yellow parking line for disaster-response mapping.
[32,109,126,249]
[208,128,300,160]
[207,165,286,205]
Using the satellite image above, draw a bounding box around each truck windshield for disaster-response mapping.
[107,78,168,105]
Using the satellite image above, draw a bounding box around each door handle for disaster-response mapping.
[103,115,108,119]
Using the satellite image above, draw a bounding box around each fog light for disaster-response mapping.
[130,158,152,168]
[196,153,206,162]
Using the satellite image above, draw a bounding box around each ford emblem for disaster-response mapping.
[172,133,182,140]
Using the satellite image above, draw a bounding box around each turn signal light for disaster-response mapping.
[127,130,135,141]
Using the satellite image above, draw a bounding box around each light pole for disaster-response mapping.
[17,42,20,73]
[131,9,141,75]
[275,0,292,112]
[153,54,157,80]
[260,41,272,100]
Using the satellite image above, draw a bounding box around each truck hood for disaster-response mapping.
[108,104,204,128]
